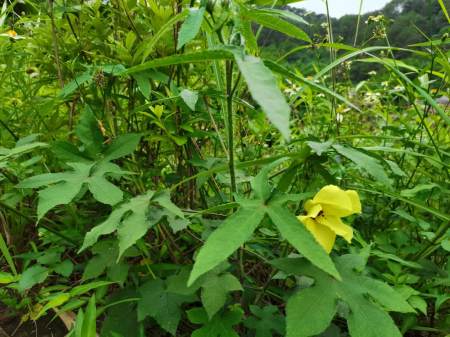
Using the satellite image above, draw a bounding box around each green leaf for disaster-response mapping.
[0,232,17,276]
[357,188,450,222]
[241,6,310,43]
[80,190,184,258]
[59,71,93,98]
[73,309,85,337]
[138,278,195,335]
[103,133,142,161]
[52,141,91,163]
[0,271,18,284]
[17,264,48,292]
[180,89,199,111]
[18,161,125,220]
[101,290,142,337]
[400,183,439,198]
[0,142,48,163]
[75,108,104,156]
[332,144,391,186]
[201,272,242,318]
[126,49,233,75]
[132,72,151,98]
[53,260,74,277]
[408,295,427,315]
[266,205,340,280]
[244,305,285,337]
[251,158,288,201]
[82,295,97,337]
[258,8,309,25]
[438,0,450,23]
[70,281,113,297]
[233,50,291,141]
[80,192,152,252]
[36,293,71,319]
[286,281,336,337]
[235,14,258,54]
[83,241,118,280]
[188,205,265,285]
[306,140,333,156]
[177,7,205,49]
[134,10,189,62]
[273,255,414,337]
[187,307,243,337]
[265,60,361,113]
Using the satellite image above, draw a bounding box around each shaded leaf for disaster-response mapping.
[187,307,243,337]
[138,278,195,335]
[17,265,48,292]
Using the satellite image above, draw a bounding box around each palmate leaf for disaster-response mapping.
[167,266,242,319]
[17,161,126,220]
[187,307,243,337]
[189,161,340,285]
[272,254,415,337]
[80,190,185,258]
[244,305,285,337]
[138,278,196,335]
[201,272,242,319]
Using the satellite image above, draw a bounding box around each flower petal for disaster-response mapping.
[316,215,353,243]
[304,200,322,218]
[298,216,336,253]
[313,185,355,217]
[345,190,361,214]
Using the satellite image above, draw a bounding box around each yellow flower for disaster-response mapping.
[298,185,361,253]
[7,30,17,37]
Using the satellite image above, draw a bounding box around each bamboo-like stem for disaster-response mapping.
[226,60,237,197]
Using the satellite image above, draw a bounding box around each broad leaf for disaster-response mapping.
[177,7,205,49]
[267,205,340,280]
[101,290,142,337]
[187,307,243,337]
[233,50,291,141]
[188,204,265,285]
[82,240,124,282]
[333,144,391,186]
[103,133,142,161]
[273,255,414,337]
[18,161,126,220]
[180,88,199,111]
[201,272,242,318]
[244,305,285,337]
[138,278,195,335]
[75,108,104,156]
[80,190,185,258]
[17,264,48,292]
[240,6,311,43]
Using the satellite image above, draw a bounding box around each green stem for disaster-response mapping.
[226,60,237,197]
[413,221,450,260]
[0,201,77,246]
[353,0,364,46]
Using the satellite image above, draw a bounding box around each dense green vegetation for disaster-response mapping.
[0,0,449,336]
[263,0,450,78]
